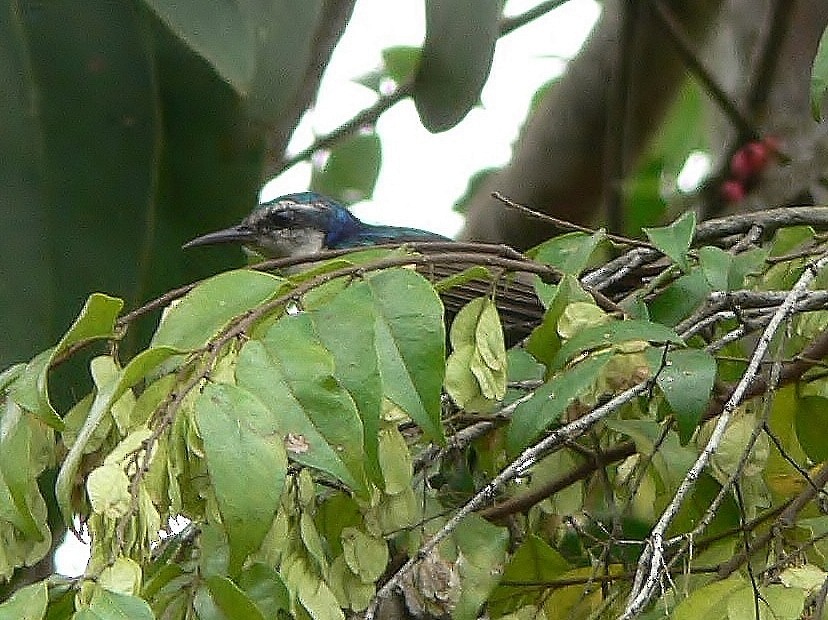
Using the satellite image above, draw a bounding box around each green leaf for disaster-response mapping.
[367,269,446,443]
[699,245,733,290]
[453,515,509,620]
[525,275,592,368]
[55,293,124,357]
[0,5,50,369]
[204,576,266,620]
[236,315,367,493]
[245,2,324,124]
[528,231,605,276]
[238,563,291,618]
[552,319,683,370]
[648,269,712,327]
[643,211,696,272]
[812,25,828,120]
[383,46,421,84]
[310,132,382,204]
[140,0,255,94]
[507,353,611,455]
[795,396,828,462]
[308,281,383,485]
[0,580,47,620]
[195,383,288,576]
[647,348,716,444]
[86,586,154,620]
[445,297,507,408]
[17,0,160,357]
[414,0,501,132]
[341,527,389,583]
[151,270,286,350]
[378,427,413,495]
[9,349,62,429]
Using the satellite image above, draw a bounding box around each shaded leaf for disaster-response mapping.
[414,0,501,132]
[643,211,696,272]
[507,353,611,455]
[238,563,291,618]
[812,25,828,120]
[205,575,266,620]
[648,269,712,327]
[311,132,382,204]
[647,348,716,444]
[795,396,828,462]
[453,515,509,620]
[141,0,255,94]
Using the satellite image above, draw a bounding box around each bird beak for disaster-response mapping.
[182,225,257,249]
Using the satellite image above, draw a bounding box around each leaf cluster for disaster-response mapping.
[3,209,828,619]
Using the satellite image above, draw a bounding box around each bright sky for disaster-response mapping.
[54,0,604,577]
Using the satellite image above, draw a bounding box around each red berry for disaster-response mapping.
[721,179,746,203]
[743,141,769,172]
[730,149,752,180]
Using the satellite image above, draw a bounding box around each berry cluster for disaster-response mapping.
[720,137,779,203]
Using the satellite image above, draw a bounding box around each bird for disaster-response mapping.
[184,192,545,344]
[183,192,451,256]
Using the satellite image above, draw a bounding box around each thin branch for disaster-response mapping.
[622,251,828,619]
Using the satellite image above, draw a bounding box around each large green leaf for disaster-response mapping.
[151,270,285,350]
[0,3,50,368]
[308,282,383,485]
[195,383,288,576]
[453,515,509,620]
[414,0,501,132]
[19,0,160,348]
[236,315,368,494]
[141,0,256,94]
[643,211,696,272]
[367,269,446,443]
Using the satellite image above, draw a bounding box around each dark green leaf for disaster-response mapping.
[647,348,716,444]
[151,270,285,350]
[552,320,683,370]
[698,246,732,290]
[245,1,324,124]
[643,211,696,272]
[624,157,668,235]
[367,269,446,443]
[0,4,50,368]
[414,0,501,132]
[238,563,291,618]
[141,0,256,94]
[9,349,62,429]
[310,132,382,204]
[648,270,712,327]
[18,0,160,353]
[507,353,611,455]
[236,316,368,493]
[196,383,288,576]
[795,396,828,462]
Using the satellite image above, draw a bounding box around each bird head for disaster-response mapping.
[183,192,363,258]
